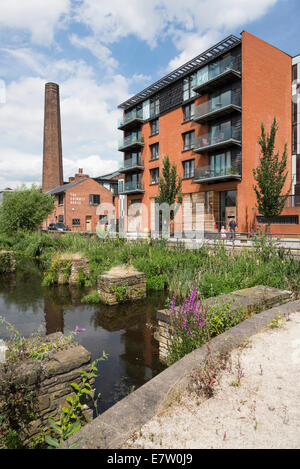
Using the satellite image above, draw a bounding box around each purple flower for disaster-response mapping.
[51,349,56,354]
[75,325,86,333]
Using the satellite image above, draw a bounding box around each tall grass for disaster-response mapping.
[0,232,299,300]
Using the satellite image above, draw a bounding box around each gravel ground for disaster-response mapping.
[124,312,300,449]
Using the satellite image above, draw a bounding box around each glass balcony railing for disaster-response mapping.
[193,89,241,122]
[193,54,241,93]
[119,181,144,193]
[194,125,241,152]
[118,109,144,129]
[119,156,144,171]
[118,135,144,151]
[194,158,241,182]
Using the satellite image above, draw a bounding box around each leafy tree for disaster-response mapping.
[253,117,291,233]
[0,185,54,234]
[157,155,183,221]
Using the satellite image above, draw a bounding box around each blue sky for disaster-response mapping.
[0,0,299,188]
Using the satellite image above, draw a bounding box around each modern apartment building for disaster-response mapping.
[118,31,300,236]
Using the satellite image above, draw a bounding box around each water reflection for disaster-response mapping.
[0,260,167,412]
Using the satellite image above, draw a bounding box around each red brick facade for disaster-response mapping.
[119,31,300,236]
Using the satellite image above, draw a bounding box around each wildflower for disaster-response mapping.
[75,325,86,333]
[51,349,56,354]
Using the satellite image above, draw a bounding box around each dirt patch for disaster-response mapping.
[124,311,300,449]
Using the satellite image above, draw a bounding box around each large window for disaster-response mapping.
[150,168,159,185]
[183,159,195,179]
[150,142,159,160]
[150,96,159,118]
[150,118,159,136]
[182,130,195,151]
[183,74,196,101]
[183,103,194,122]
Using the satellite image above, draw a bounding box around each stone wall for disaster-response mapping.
[98,266,146,305]
[156,286,292,362]
[57,254,89,284]
[0,333,94,444]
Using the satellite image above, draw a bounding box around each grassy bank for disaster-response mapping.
[0,231,299,300]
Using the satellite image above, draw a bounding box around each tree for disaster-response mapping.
[157,155,183,220]
[0,185,54,234]
[253,117,291,234]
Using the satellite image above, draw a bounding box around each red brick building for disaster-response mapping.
[45,169,118,232]
[117,31,300,236]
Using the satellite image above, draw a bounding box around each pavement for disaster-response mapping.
[123,311,300,449]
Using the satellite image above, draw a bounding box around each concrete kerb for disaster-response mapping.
[65,298,300,449]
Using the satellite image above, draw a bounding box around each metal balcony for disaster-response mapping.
[118,181,145,195]
[193,55,241,94]
[193,126,241,153]
[194,161,241,184]
[119,156,144,173]
[118,109,144,130]
[193,89,241,124]
[118,135,145,152]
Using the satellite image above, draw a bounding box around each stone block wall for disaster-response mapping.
[0,333,94,444]
[98,267,146,305]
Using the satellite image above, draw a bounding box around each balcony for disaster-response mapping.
[118,135,144,152]
[193,89,241,124]
[119,156,144,173]
[118,109,144,130]
[118,181,145,195]
[193,126,241,153]
[194,159,241,184]
[193,55,241,94]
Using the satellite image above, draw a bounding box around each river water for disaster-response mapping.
[0,260,167,413]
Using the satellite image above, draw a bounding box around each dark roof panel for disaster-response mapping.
[118,35,241,110]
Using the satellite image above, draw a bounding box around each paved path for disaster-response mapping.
[124,312,300,449]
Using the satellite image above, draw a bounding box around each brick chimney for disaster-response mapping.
[42,82,64,192]
[73,168,89,181]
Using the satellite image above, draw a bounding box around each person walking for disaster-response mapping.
[229,218,237,240]
[220,225,227,240]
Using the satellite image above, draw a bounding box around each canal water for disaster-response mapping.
[0,260,167,413]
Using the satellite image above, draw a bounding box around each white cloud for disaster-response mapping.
[69,34,118,72]
[0,0,71,45]
[74,0,278,68]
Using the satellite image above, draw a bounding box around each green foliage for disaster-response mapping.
[253,117,291,228]
[156,155,182,220]
[0,252,11,273]
[110,285,129,302]
[81,290,101,304]
[45,351,108,449]
[0,185,54,235]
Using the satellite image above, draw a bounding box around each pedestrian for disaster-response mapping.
[229,218,237,240]
[220,225,226,239]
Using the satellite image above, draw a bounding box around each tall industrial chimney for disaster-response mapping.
[42,82,64,192]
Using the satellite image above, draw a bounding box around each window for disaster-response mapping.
[183,74,196,101]
[257,215,299,225]
[150,168,159,185]
[150,142,159,160]
[89,194,100,205]
[292,101,297,124]
[182,130,195,151]
[150,118,159,136]
[150,96,159,118]
[205,192,209,207]
[72,219,80,226]
[58,215,64,223]
[293,124,297,154]
[58,193,64,206]
[183,103,194,122]
[183,159,195,179]
[292,64,298,82]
